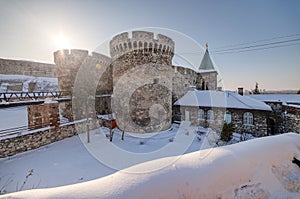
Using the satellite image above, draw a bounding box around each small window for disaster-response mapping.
[198,109,205,120]
[139,41,143,48]
[207,110,214,120]
[243,112,253,125]
[224,111,232,124]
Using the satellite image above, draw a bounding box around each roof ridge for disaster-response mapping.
[228,92,257,109]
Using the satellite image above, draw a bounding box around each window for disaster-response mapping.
[198,109,205,120]
[207,110,214,120]
[138,41,143,48]
[224,111,232,124]
[243,112,253,125]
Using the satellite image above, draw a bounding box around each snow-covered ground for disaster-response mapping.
[1,132,299,199]
[0,106,27,131]
[0,123,219,195]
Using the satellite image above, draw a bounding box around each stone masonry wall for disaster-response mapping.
[0,119,100,158]
[174,106,268,136]
[283,105,300,133]
[110,31,174,133]
[28,102,60,130]
[231,109,268,136]
[0,58,56,77]
[201,71,218,90]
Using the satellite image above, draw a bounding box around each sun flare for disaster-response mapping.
[53,34,70,49]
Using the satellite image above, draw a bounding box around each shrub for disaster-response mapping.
[139,140,144,145]
[221,122,235,142]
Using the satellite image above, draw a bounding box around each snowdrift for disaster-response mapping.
[2,133,300,199]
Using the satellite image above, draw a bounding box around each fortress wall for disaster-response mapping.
[0,58,57,78]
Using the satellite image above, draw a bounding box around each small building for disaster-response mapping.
[173,89,272,136]
[249,94,300,134]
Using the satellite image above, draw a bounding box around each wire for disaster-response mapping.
[212,38,300,53]
[211,33,300,50]
[213,42,300,55]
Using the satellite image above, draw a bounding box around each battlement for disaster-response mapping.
[109,31,175,59]
[54,49,111,66]
[91,52,111,66]
[53,49,88,64]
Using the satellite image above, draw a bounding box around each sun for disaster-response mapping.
[53,34,70,49]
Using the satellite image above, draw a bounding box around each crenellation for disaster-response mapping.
[132,31,154,39]
[91,52,111,66]
[109,31,175,60]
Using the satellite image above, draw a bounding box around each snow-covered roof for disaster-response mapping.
[174,90,272,111]
[248,94,300,104]
[284,104,300,109]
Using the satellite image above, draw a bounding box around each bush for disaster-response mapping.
[297,89,300,94]
[221,122,235,142]
[139,140,145,145]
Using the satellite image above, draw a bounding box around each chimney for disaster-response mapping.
[238,87,244,96]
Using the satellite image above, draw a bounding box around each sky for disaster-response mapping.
[0,0,299,91]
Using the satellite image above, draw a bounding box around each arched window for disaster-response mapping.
[207,110,214,120]
[138,41,143,48]
[243,112,253,125]
[224,111,232,124]
[149,43,153,51]
[198,109,205,120]
[159,44,162,50]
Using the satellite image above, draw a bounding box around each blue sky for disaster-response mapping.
[0,0,299,90]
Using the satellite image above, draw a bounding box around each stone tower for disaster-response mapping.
[54,49,112,120]
[109,31,175,133]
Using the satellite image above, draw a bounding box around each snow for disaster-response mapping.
[249,94,300,104]
[97,113,115,120]
[285,104,300,109]
[0,122,217,195]
[0,106,27,131]
[174,90,272,111]
[1,133,299,198]
[0,74,58,92]
[0,135,115,194]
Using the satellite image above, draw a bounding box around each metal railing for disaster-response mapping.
[0,91,71,102]
[0,121,70,139]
